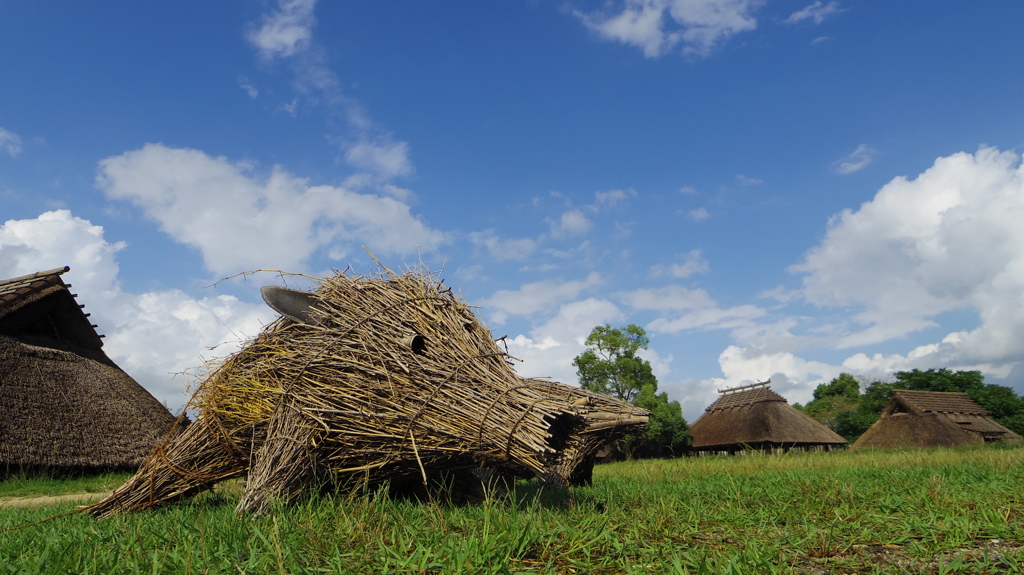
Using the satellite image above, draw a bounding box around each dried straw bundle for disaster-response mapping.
[88,265,647,518]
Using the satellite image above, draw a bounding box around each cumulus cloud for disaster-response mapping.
[620,284,766,333]
[549,209,593,238]
[593,188,637,209]
[343,139,414,180]
[96,144,445,276]
[0,127,22,157]
[687,207,710,222]
[649,249,710,278]
[834,144,878,174]
[468,229,538,261]
[480,272,604,324]
[785,1,842,25]
[247,0,318,60]
[246,0,415,184]
[239,77,260,99]
[0,211,269,410]
[507,298,625,385]
[574,0,761,58]
[794,146,1024,369]
[717,345,840,401]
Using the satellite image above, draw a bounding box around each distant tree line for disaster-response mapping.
[795,368,1024,441]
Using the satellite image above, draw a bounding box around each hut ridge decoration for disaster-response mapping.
[0,267,176,472]
[689,379,847,454]
[88,263,647,517]
[851,390,1022,450]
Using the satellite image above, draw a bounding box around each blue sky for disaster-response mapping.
[3,1,1024,421]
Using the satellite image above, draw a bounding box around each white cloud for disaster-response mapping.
[480,272,604,324]
[649,249,710,278]
[247,0,318,60]
[794,146,1024,368]
[549,209,593,238]
[834,144,878,174]
[593,188,637,209]
[757,284,798,303]
[96,144,445,276]
[735,173,763,185]
[239,77,259,99]
[344,139,414,180]
[785,1,842,25]
[647,302,764,333]
[618,283,765,334]
[0,127,22,157]
[614,282,770,331]
[574,0,761,58]
[620,285,716,311]
[507,298,625,385]
[688,207,710,222]
[715,345,840,403]
[0,211,269,411]
[0,210,124,295]
[247,0,416,185]
[468,229,538,261]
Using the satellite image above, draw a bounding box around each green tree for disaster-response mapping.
[631,384,689,458]
[573,324,655,402]
[801,373,877,441]
[894,368,985,394]
[813,373,861,400]
[573,324,689,458]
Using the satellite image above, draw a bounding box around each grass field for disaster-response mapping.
[1,444,1022,574]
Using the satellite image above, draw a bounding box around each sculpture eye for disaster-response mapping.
[403,334,426,354]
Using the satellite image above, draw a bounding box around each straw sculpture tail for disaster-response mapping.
[87,263,647,518]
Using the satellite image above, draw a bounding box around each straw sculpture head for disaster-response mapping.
[88,263,647,518]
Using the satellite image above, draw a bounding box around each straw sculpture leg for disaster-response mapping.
[237,399,325,516]
[86,419,248,518]
[540,434,609,486]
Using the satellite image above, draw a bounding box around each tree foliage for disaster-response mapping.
[630,384,689,458]
[573,324,655,403]
[573,324,688,458]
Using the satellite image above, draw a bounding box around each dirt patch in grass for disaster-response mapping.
[0,491,111,509]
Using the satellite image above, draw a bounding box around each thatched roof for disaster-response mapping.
[690,385,847,450]
[0,266,104,352]
[0,267,177,471]
[851,390,1022,450]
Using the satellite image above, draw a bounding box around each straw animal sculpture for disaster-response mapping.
[88,264,647,518]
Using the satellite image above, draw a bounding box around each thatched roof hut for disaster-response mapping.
[851,390,1021,450]
[0,267,177,473]
[690,381,848,453]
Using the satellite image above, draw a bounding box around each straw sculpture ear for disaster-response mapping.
[261,285,317,324]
